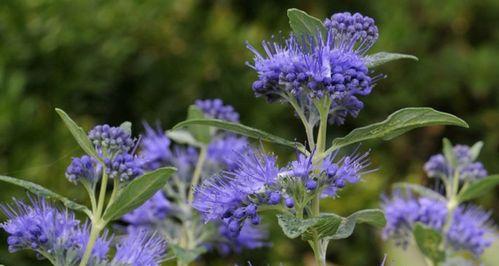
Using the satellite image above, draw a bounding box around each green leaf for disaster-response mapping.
[302,213,342,240]
[326,108,468,153]
[119,121,132,135]
[173,118,308,154]
[186,105,211,144]
[276,214,319,239]
[171,245,207,264]
[458,175,499,202]
[102,167,176,222]
[469,141,484,161]
[287,8,327,36]
[55,108,100,160]
[413,223,445,263]
[329,209,386,240]
[442,138,457,168]
[392,183,446,201]
[165,129,202,147]
[0,175,91,216]
[364,52,418,68]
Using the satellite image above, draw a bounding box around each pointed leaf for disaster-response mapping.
[102,167,176,222]
[329,209,386,240]
[442,138,457,168]
[287,8,327,36]
[0,175,91,216]
[165,129,202,147]
[364,52,418,68]
[173,119,308,154]
[458,175,499,202]
[302,213,342,240]
[413,223,445,263]
[326,108,468,153]
[119,121,132,135]
[55,108,100,160]
[393,183,446,201]
[186,105,211,144]
[469,141,484,161]
[276,214,319,239]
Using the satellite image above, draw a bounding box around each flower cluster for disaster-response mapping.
[195,98,240,122]
[282,150,371,198]
[424,144,487,182]
[111,228,167,266]
[382,193,495,256]
[65,155,101,184]
[66,124,143,185]
[193,149,280,236]
[88,124,135,155]
[0,196,167,265]
[247,12,381,125]
[194,148,371,236]
[123,99,268,255]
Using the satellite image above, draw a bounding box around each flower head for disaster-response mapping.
[140,123,172,171]
[447,206,495,256]
[0,196,111,264]
[65,155,101,184]
[247,12,380,125]
[112,228,167,266]
[195,98,240,122]
[105,153,143,182]
[207,135,249,171]
[424,144,487,182]
[88,124,135,156]
[382,194,447,247]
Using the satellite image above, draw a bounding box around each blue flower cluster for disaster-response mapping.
[195,98,240,122]
[124,99,268,255]
[382,193,495,256]
[0,196,166,265]
[424,144,488,182]
[284,151,370,198]
[112,228,167,266]
[66,124,143,184]
[247,12,381,125]
[194,148,371,236]
[193,149,280,236]
[65,155,101,184]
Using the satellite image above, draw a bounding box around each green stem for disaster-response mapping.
[80,170,109,266]
[107,178,120,206]
[79,220,103,266]
[82,182,97,212]
[309,98,331,266]
[187,146,207,204]
[287,94,315,150]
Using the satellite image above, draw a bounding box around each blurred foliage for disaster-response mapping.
[0,0,498,265]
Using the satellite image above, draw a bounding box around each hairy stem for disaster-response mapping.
[309,99,331,266]
[287,95,315,150]
[187,146,207,204]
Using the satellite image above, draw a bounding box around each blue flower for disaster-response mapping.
[88,124,135,156]
[424,144,488,182]
[0,196,111,264]
[105,153,143,182]
[207,135,249,170]
[112,228,167,266]
[195,98,240,122]
[382,194,447,247]
[447,206,495,256]
[122,191,171,226]
[171,146,198,181]
[193,149,280,236]
[140,123,172,171]
[247,12,380,125]
[65,155,101,184]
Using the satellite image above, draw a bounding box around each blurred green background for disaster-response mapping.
[0,0,497,265]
